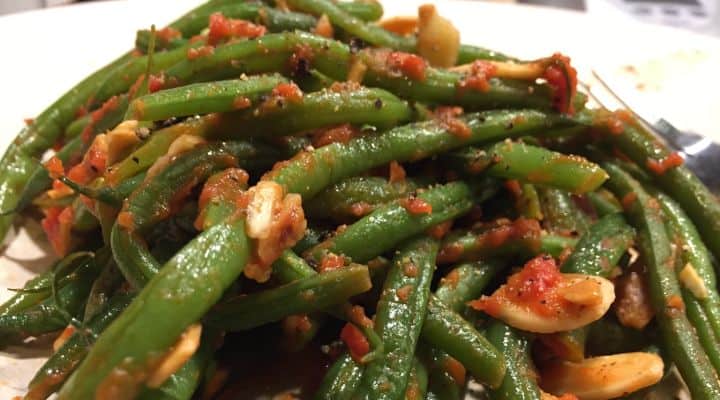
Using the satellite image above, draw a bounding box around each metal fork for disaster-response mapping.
[581,71,720,194]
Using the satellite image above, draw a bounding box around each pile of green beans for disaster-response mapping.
[2,1,718,399]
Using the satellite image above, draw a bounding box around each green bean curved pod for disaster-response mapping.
[353,236,438,400]
[26,294,133,400]
[110,224,161,289]
[205,265,372,331]
[0,270,54,317]
[307,182,472,263]
[58,217,250,399]
[126,75,288,121]
[486,320,541,400]
[603,162,720,400]
[422,296,505,388]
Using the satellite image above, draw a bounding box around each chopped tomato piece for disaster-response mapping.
[646,152,683,175]
[458,60,497,93]
[387,51,427,81]
[208,12,266,45]
[340,323,370,362]
[543,53,578,115]
[41,206,74,256]
[400,197,433,215]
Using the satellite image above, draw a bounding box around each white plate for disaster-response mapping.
[0,0,717,397]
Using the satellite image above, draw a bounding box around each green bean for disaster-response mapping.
[126,75,288,121]
[305,176,421,223]
[587,188,623,216]
[286,0,415,51]
[603,162,720,399]
[405,358,429,400]
[136,329,218,400]
[25,294,132,400]
[106,116,216,186]
[163,31,552,109]
[584,316,649,357]
[545,213,634,361]
[435,260,504,315]
[0,270,54,317]
[58,216,250,399]
[82,257,123,322]
[0,254,101,338]
[314,353,364,400]
[422,345,463,400]
[64,114,91,139]
[517,183,543,220]
[682,288,720,373]
[205,265,372,331]
[353,236,438,400]
[437,222,577,264]
[11,136,83,215]
[561,213,634,277]
[213,86,413,136]
[113,141,275,287]
[306,181,472,263]
[287,0,513,64]
[657,192,720,343]
[602,121,720,269]
[538,187,591,234]
[266,109,574,200]
[447,141,607,194]
[486,320,541,400]
[422,296,505,388]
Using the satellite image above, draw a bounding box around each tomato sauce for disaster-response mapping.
[340,323,370,362]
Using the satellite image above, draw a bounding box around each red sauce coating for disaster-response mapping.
[232,96,252,110]
[208,12,266,45]
[434,106,470,139]
[386,51,427,81]
[271,82,303,104]
[157,27,181,43]
[646,152,683,175]
[543,53,578,115]
[504,179,523,198]
[340,323,370,363]
[400,197,433,215]
[318,253,346,273]
[388,161,406,183]
[45,156,64,179]
[427,220,453,240]
[470,255,564,317]
[187,45,215,60]
[457,60,497,93]
[311,124,360,148]
[41,206,74,256]
[621,192,637,210]
[81,95,120,143]
[148,73,165,93]
[443,357,466,386]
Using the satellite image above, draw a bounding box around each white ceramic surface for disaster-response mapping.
[0,0,717,397]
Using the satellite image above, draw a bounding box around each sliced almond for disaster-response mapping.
[146,324,202,388]
[416,4,460,68]
[491,275,614,333]
[541,352,664,400]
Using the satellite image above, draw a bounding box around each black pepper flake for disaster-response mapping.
[276,98,285,108]
[132,157,140,164]
[506,122,514,130]
[374,99,383,109]
[90,165,98,173]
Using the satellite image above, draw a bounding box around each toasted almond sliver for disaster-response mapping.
[146,324,202,388]
[541,352,664,400]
